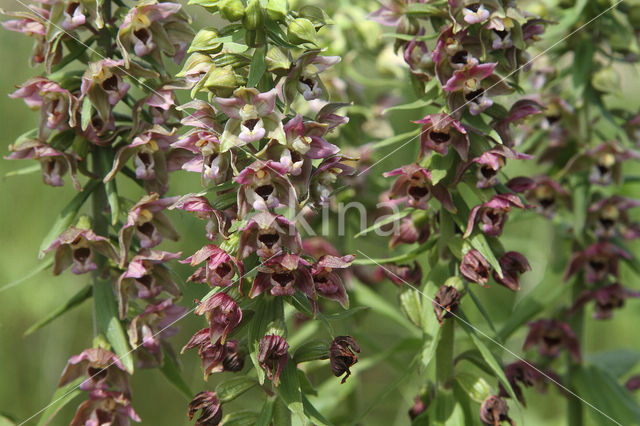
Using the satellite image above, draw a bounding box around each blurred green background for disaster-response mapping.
[1,1,640,425]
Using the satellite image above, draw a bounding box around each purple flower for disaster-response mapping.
[464,193,527,238]
[182,329,244,378]
[374,262,423,287]
[145,88,176,124]
[58,348,130,396]
[507,176,569,218]
[479,395,514,426]
[311,255,354,308]
[117,1,193,65]
[119,193,180,264]
[414,113,469,160]
[235,159,295,218]
[81,59,132,121]
[523,319,581,362]
[249,253,315,300]
[460,249,491,286]
[493,251,531,292]
[171,130,231,186]
[45,227,119,275]
[182,244,243,289]
[194,293,242,345]
[493,99,544,147]
[170,194,229,240]
[383,164,456,212]
[588,195,640,240]
[499,361,556,406]
[188,391,222,426]
[237,212,302,259]
[368,0,406,27]
[470,146,532,188]
[214,87,285,151]
[564,242,630,284]
[117,249,181,318]
[311,155,357,206]
[5,138,80,190]
[283,51,341,102]
[570,283,640,320]
[462,4,491,25]
[257,334,289,386]
[10,77,77,137]
[404,37,435,81]
[389,216,430,249]
[128,299,187,365]
[566,140,640,186]
[106,126,177,195]
[330,336,360,384]
[433,285,462,325]
[70,390,140,426]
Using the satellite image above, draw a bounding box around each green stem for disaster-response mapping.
[436,319,455,388]
[567,280,585,425]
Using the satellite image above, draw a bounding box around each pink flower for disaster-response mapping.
[311,255,354,308]
[564,242,630,284]
[464,193,527,238]
[45,227,119,275]
[182,244,243,288]
[237,212,302,259]
[460,249,491,286]
[523,319,581,362]
[249,253,315,300]
[384,164,456,212]
[194,293,242,345]
[58,348,130,396]
[257,334,289,386]
[235,159,295,218]
[169,194,229,241]
[414,113,469,160]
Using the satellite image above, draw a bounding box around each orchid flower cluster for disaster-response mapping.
[3,0,361,423]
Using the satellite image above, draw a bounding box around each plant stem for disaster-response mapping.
[436,319,454,388]
[567,280,585,425]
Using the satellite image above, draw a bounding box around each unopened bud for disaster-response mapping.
[243,0,264,30]
[188,28,223,54]
[204,66,238,97]
[219,0,245,22]
[287,18,318,46]
[266,0,288,21]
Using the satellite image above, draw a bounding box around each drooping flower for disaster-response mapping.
[389,215,430,249]
[171,129,231,187]
[479,395,514,426]
[433,285,462,324]
[237,212,302,259]
[182,245,243,289]
[570,283,640,320]
[45,227,119,275]
[470,146,532,188]
[119,193,180,264]
[194,293,242,345]
[117,249,181,318]
[404,36,435,81]
[70,389,141,426]
[187,391,222,426]
[493,99,544,147]
[460,249,491,286]
[257,334,289,386]
[414,113,470,160]
[81,59,133,121]
[311,154,357,206]
[329,336,360,383]
[507,176,569,218]
[587,195,640,240]
[182,329,244,378]
[214,87,285,151]
[311,255,354,308]
[249,253,315,301]
[235,159,296,218]
[493,251,531,291]
[523,319,581,362]
[1,6,50,65]
[442,59,503,115]
[499,361,555,406]
[565,140,640,186]
[464,193,527,238]
[374,262,423,287]
[170,194,229,241]
[384,164,456,212]
[564,242,630,284]
[58,348,130,396]
[283,51,341,102]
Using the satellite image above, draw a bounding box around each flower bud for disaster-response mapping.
[243,0,264,30]
[266,0,288,21]
[189,28,223,54]
[287,18,318,46]
[204,66,238,97]
[218,0,245,22]
[592,66,620,94]
[265,46,291,76]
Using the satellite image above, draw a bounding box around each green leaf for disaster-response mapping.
[302,394,333,426]
[573,364,640,425]
[352,280,419,335]
[319,306,368,321]
[94,278,134,373]
[368,129,420,150]
[587,350,640,379]
[571,175,589,242]
[292,340,329,363]
[24,285,92,336]
[38,180,100,257]
[248,297,281,384]
[221,410,260,426]
[35,377,84,426]
[247,45,267,87]
[81,96,92,131]
[352,239,436,265]
[159,347,192,400]
[382,96,437,115]
[276,363,306,422]
[572,39,594,96]
[354,208,412,238]
[216,377,258,402]
[98,149,119,226]
[2,164,41,179]
[0,257,53,293]
[454,372,493,403]
[469,233,502,278]
[255,398,275,426]
[400,289,424,329]
[272,397,292,426]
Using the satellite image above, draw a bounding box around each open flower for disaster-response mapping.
[570,283,640,319]
[194,293,242,345]
[493,251,531,291]
[507,176,569,218]
[237,212,302,259]
[442,59,501,115]
[480,395,514,426]
[499,361,555,406]
[566,140,640,186]
[330,336,360,383]
[70,390,140,426]
[182,329,244,378]
[58,348,130,396]
[1,6,50,65]
[257,334,289,386]
[311,255,354,308]
[564,242,630,284]
[182,245,243,288]
[460,249,491,286]
[470,146,532,188]
[81,59,132,121]
[171,129,231,187]
[384,164,455,212]
[117,249,181,318]
[170,194,228,240]
[375,262,423,287]
[235,159,296,217]
[433,285,462,324]
[188,391,222,426]
[464,193,527,238]
[119,193,180,264]
[523,319,581,362]
[283,51,341,102]
[45,227,119,275]
[414,113,469,160]
[214,87,285,151]
[389,216,430,249]
[128,299,186,365]
[588,195,640,240]
[249,253,315,300]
